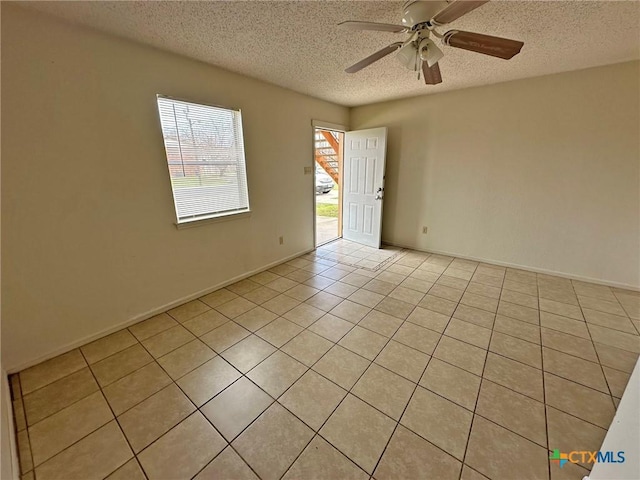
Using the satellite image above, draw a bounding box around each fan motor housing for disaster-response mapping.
[401,1,449,27]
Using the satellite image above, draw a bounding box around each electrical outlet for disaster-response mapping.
[422,226,428,234]
[279,236,284,245]
[304,166,313,175]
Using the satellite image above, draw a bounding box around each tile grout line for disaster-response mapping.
[275,324,400,478]
[16,375,36,478]
[537,278,627,420]
[367,354,435,478]
[186,344,301,479]
[395,308,586,411]
[570,279,619,407]
[489,309,639,365]
[190,417,264,480]
[368,256,479,478]
[49,348,143,478]
[457,262,503,480]
[19,368,120,477]
[608,288,640,330]
[537,276,553,480]
[280,301,413,477]
[256,255,579,477]
[88,320,270,479]
[20,308,616,476]
[128,330,267,480]
[279,251,446,479]
[186,261,408,480]
[216,300,375,480]
[88,340,198,480]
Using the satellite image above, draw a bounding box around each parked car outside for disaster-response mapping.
[315,169,334,194]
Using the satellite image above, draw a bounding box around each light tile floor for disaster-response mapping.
[10,239,640,480]
[313,239,403,270]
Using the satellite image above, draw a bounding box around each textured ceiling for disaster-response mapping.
[20,0,640,107]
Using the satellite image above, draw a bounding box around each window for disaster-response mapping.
[156,95,250,224]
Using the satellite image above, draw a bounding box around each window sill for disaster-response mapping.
[175,210,251,229]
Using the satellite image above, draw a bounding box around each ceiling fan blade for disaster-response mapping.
[345,42,403,73]
[432,1,489,25]
[338,21,407,33]
[443,30,524,59]
[422,61,443,85]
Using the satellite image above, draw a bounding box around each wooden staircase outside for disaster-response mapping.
[315,130,340,183]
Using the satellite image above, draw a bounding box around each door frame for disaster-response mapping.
[311,120,346,248]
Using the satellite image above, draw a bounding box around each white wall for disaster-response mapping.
[1,5,348,371]
[351,61,640,289]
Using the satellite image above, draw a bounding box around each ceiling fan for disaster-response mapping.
[339,0,524,85]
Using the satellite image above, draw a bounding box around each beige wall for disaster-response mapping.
[1,5,348,371]
[352,61,640,289]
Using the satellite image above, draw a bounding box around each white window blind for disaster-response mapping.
[156,95,250,223]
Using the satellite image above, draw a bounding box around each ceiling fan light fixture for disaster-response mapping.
[339,0,524,85]
[418,37,444,67]
[396,41,420,71]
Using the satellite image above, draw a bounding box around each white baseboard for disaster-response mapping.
[7,248,313,374]
[10,240,639,374]
[382,241,640,292]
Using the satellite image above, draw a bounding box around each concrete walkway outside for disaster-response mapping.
[316,190,339,246]
[316,216,339,246]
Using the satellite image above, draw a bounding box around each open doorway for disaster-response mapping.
[314,128,344,246]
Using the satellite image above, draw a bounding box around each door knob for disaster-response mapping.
[375,187,384,200]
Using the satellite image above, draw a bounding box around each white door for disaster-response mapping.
[342,127,387,248]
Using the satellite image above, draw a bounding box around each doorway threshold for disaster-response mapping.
[316,236,340,248]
